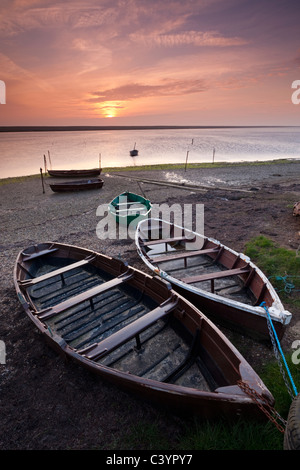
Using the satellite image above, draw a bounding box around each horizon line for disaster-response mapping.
[0,125,298,132]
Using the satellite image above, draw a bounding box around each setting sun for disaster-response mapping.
[91,100,124,119]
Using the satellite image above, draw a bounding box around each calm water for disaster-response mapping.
[0,127,299,178]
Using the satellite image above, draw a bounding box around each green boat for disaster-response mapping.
[108,191,152,227]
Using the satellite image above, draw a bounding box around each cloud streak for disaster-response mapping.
[130,30,249,48]
[0,2,118,36]
[88,79,208,103]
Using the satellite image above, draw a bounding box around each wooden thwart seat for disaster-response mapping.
[115,207,148,213]
[113,201,144,207]
[19,255,96,287]
[37,270,134,321]
[141,235,196,247]
[182,266,251,285]
[153,247,219,264]
[78,296,179,361]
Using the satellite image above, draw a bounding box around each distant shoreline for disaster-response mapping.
[0,158,298,185]
[0,125,299,132]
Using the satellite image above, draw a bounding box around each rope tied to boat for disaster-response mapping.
[238,302,298,433]
[260,301,298,399]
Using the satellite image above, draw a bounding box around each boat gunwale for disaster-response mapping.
[48,168,102,177]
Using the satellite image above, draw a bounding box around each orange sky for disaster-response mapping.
[0,0,300,126]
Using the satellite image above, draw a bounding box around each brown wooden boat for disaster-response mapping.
[49,178,104,192]
[14,242,274,418]
[48,168,102,177]
[135,218,292,341]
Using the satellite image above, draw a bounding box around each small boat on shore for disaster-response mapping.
[108,191,151,226]
[135,218,292,341]
[14,242,274,418]
[48,168,102,177]
[49,178,104,193]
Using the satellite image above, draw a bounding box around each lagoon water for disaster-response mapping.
[0,126,299,178]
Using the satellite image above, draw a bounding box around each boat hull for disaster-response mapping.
[135,218,292,341]
[14,242,274,418]
[174,283,286,341]
[50,178,104,192]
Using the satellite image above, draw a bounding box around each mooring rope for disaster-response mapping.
[260,301,298,398]
[269,274,300,294]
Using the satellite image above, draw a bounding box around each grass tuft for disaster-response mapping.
[244,235,300,308]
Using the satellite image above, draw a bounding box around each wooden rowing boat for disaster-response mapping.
[48,168,102,177]
[49,178,104,193]
[14,242,274,418]
[108,191,151,226]
[135,218,292,341]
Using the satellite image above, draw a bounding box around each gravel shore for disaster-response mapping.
[1,160,300,450]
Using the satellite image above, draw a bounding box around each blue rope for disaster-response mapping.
[269,275,300,294]
[260,301,298,397]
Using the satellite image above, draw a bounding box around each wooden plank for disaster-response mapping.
[37,270,134,320]
[78,296,179,360]
[181,266,250,284]
[153,247,218,264]
[141,235,196,247]
[254,282,267,305]
[19,255,96,287]
[115,207,148,213]
[115,202,146,207]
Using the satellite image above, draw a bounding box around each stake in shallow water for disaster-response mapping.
[184,138,194,171]
[40,168,45,194]
[185,150,189,172]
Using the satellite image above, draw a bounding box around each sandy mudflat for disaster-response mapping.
[1,160,300,449]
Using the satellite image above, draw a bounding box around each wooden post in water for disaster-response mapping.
[48,150,52,170]
[212,148,215,164]
[44,154,47,174]
[185,150,189,172]
[99,153,101,169]
[40,168,45,194]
